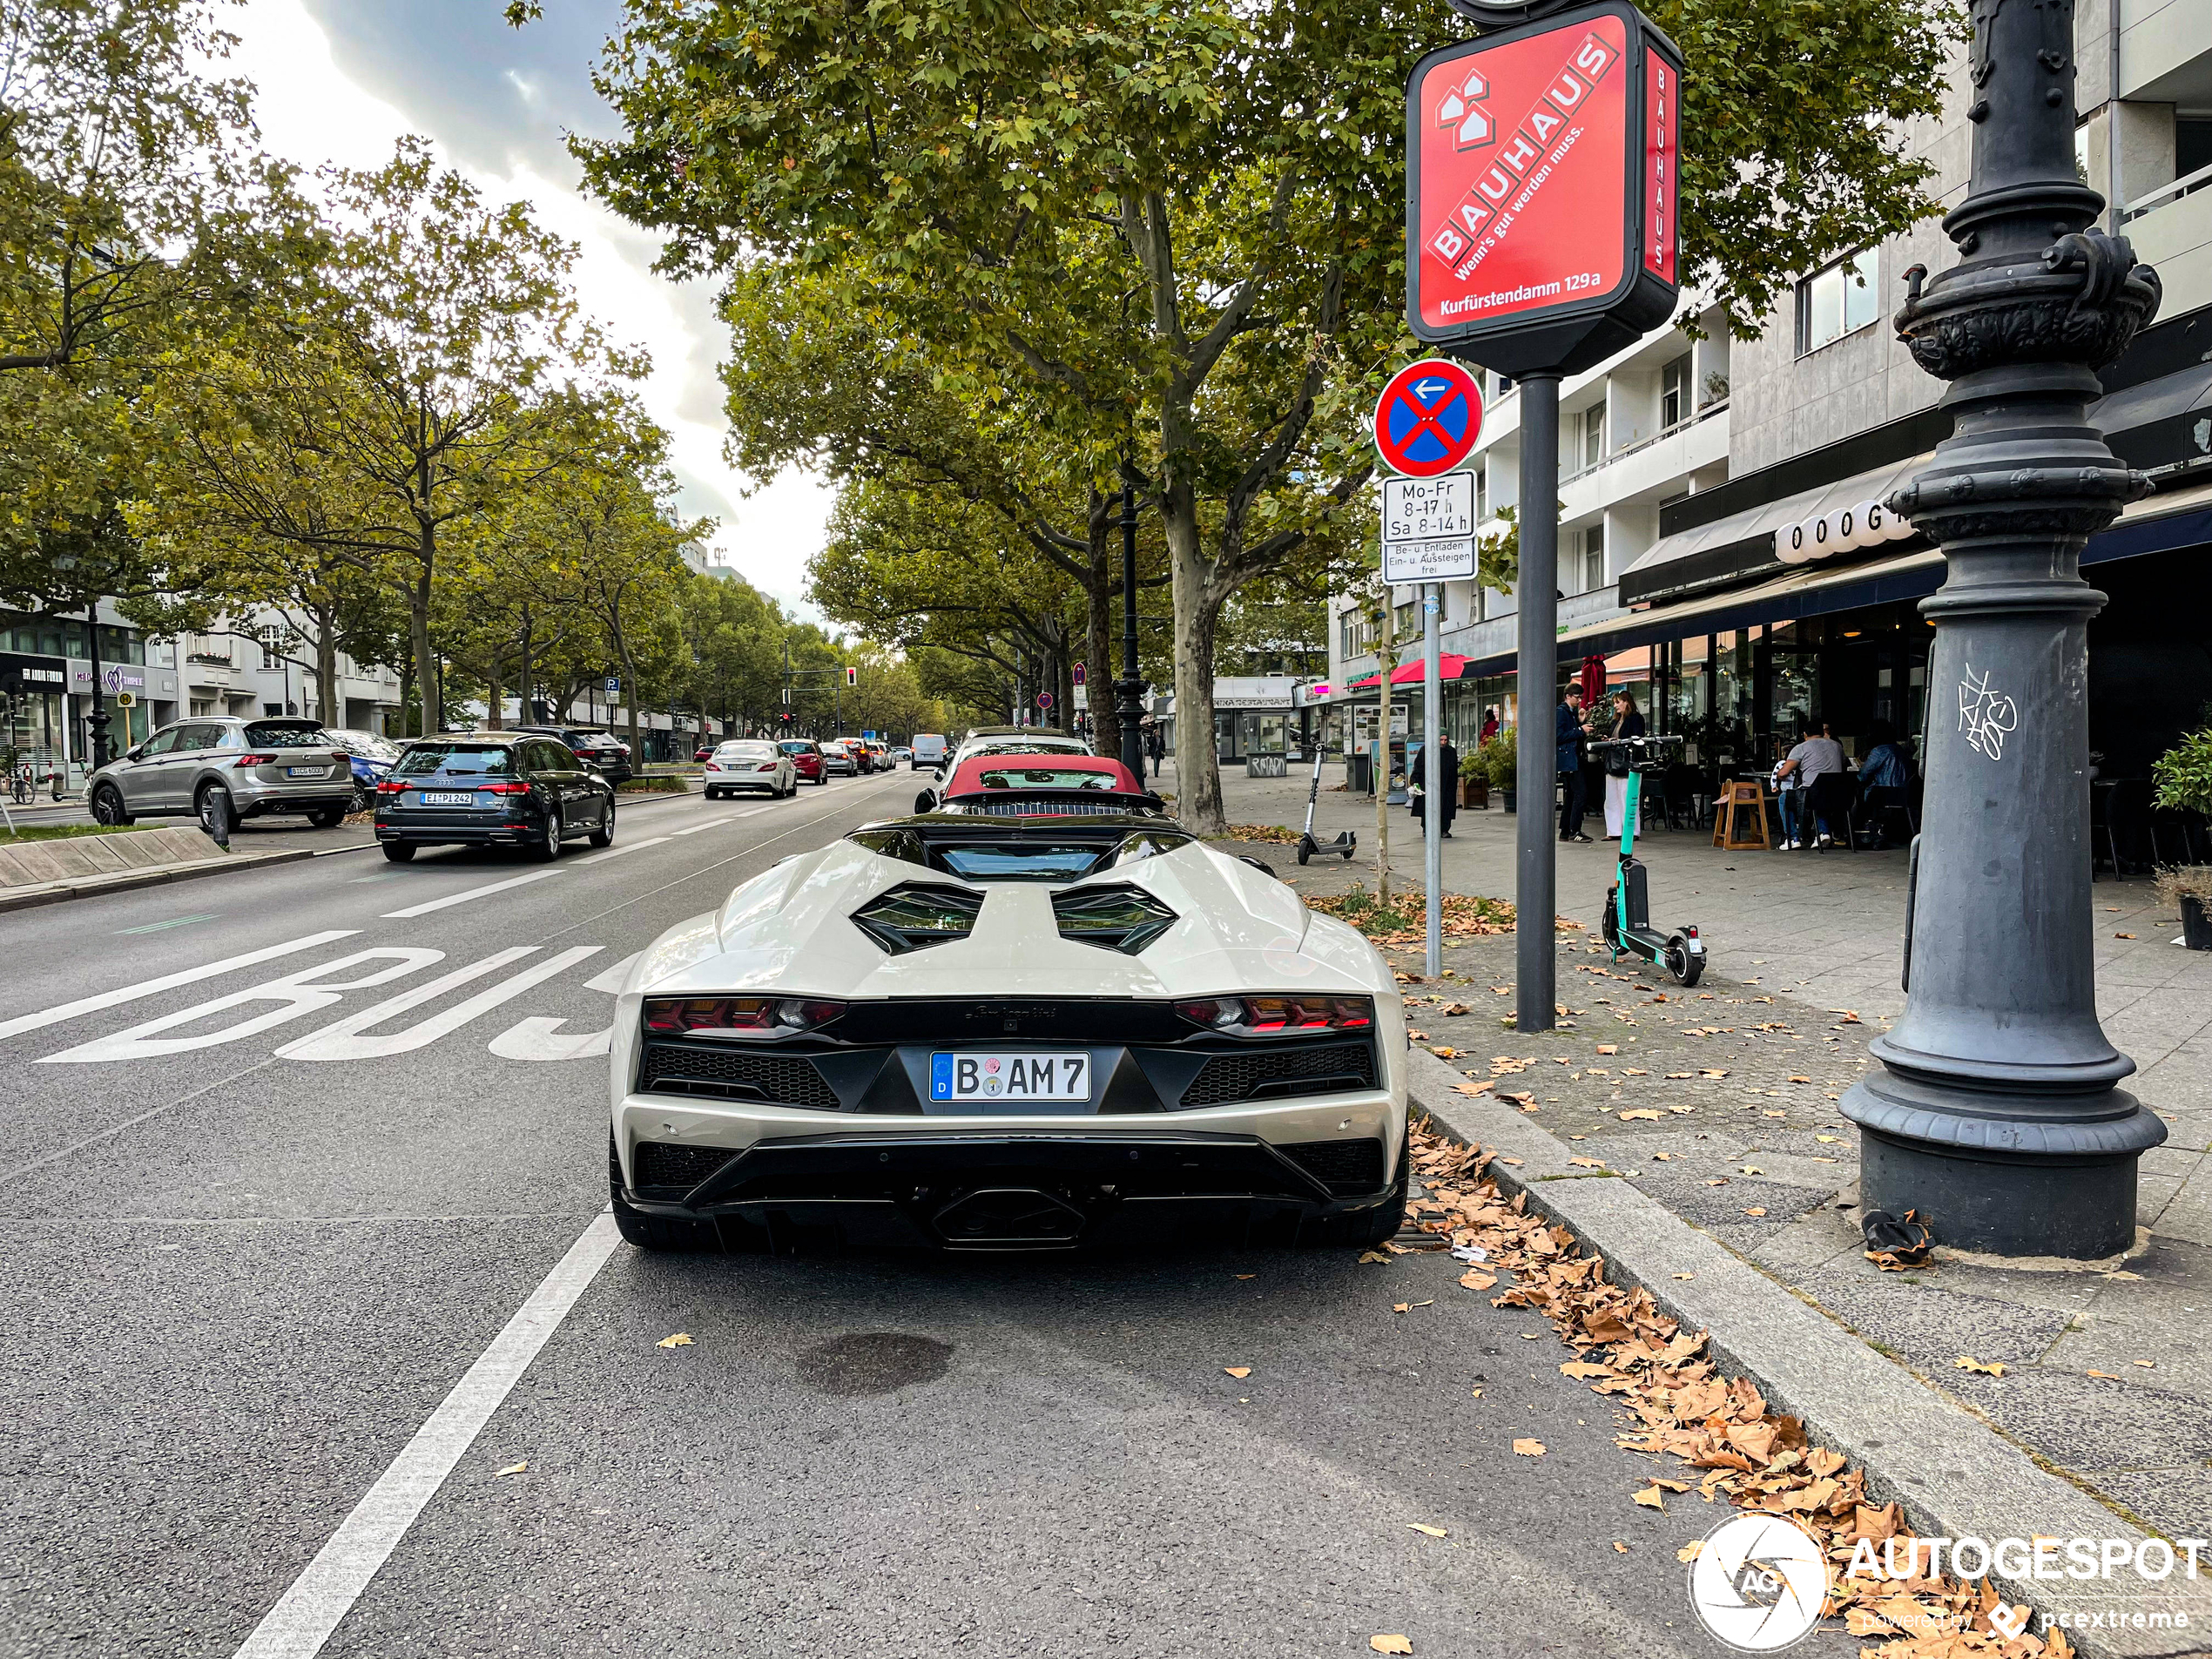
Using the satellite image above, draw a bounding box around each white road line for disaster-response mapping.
[573,835,670,861]
[0,930,359,1042]
[380,869,562,919]
[229,1212,624,1659]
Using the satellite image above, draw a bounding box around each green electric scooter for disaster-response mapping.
[1588,734,1705,987]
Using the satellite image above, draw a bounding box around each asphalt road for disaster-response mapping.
[0,768,1743,1658]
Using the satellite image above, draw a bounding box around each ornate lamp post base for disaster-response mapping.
[1837,0,2165,1260]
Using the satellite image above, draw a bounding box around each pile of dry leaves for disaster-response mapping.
[1225,823,1302,845]
[1402,1122,2072,1658]
[1306,885,1580,949]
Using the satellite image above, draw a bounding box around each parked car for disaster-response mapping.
[374,733,615,863]
[86,717,355,830]
[819,740,859,778]
[779,738,828,786]
[704,739,797,799]
[325,728,403,813]
[605,763,1406,1251]
[914,728,1094,812]
[891,745,913,765]
[910,733,948,769]
[511,725,633,785]
[865,740,891,772]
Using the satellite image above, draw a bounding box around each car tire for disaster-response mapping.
[532,808,563,860]
[195,783,233,833]
[704,788,719,801]
[609,1135,719,1252]
[588,799,615,848]
[307,806,345,829]
[382,841,417,863]
[90,785,132,826]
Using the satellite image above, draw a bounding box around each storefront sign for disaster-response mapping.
[1,652,67,695]
[1406,1,1684,376]
[1774,497,1916,565]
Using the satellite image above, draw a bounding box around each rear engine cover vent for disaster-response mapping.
[632,1140,741,1191]
[1180,1041,1376,1108]
[851,883,986,954]
[1051,885,1177,954]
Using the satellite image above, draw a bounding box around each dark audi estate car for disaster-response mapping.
[374,734,616,863]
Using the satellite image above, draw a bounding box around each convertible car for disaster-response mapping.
[607,756,1407,1252]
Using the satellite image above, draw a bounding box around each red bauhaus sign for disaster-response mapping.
[1406,1,1683,376]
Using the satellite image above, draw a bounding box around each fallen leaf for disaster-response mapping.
[1633,1486,1667,1511]
[1743,1207,1768,1217]
[1358,1251,1392,1264]
[496,1461,527,1477]
[1671,1272,1695,1280]
[1512,1439,1546,1457]
[1738,1165,1764,1176]
[1677,1541,1703,1562]
[2087,1369,2120,1379]
[1392,1300,1435,1313]
[1613,1541,1630,1554]
[1815,1134,1844,1143]
[1224,1366,1253,1379]
[1568,1157,1607,1169]
[2134,1359,2156,1369]
[1406,1523,1448,1538]
[1561,1361,1614,1379]
[1371,1638,1413,1656]
[657,1332,693,1349]
[1454,1082,1493,1096]
[1235,1273,1257,1280]
[1596,1044,1618,1055]
[1954,1356,2006,1377]
[1459,1270,1497,1290]
[1650,1151,1673,1162]
[1619,1108,1662,1122]
[1788,1075,1811,1084]
[1520,1332,1541,1340]
[2115,933,2136,940]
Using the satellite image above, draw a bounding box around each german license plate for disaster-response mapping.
[286,765,325,778]
[929,1052,1089,1103]
[419,791,474,806]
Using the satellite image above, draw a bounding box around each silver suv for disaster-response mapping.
[86,717,355,831]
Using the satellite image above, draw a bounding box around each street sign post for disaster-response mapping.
[1035,691,1054,711]
[1405,0,1681,1037]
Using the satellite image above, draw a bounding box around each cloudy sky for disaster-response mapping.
[222,0,834,619]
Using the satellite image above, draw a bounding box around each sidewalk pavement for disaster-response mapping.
[1193,759,2212,1553]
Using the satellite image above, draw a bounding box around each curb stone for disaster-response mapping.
[0,847,320,914]
[1404,1043,2212,1659]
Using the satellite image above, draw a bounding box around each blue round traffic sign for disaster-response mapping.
[1374,358,1483,478]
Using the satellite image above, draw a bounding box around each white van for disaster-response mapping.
[910,733,948,769]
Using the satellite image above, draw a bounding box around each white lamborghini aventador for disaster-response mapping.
[607,765,1406,1251]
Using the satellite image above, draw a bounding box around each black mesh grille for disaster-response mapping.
[638,1042,841,1109]
[1179,1041,1377,1108]
[632,1141,741,1190]
[962,798,1132,817]
[1276,1137,1388,1195]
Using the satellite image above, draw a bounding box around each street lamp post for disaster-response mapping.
[1116,475,1145,778]
[1841,0,2166,1259]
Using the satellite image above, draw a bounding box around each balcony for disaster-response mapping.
[2123,167,2212,319]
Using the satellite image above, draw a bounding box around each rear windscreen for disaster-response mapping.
[392,745,515,778]
[937,846,1107,881]
[779,742,816,755]
[244,725,334,750]
[974,768,1118,792]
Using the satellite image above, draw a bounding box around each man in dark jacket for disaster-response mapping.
[1556,688,1590,841]
[1407,735,1459,838]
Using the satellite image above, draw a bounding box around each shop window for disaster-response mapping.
[1797,252,1878,354]
[1661,355,1689,428]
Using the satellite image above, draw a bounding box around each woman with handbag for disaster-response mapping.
[1602,689,1646,839]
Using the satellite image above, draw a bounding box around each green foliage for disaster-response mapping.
[1475,729,1517,791]
[2152,727,2212,817]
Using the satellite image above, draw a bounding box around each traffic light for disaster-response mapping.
[844,665,858,688]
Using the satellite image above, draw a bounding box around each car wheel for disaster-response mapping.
[704,788,719,801]
[382,841,417,863]
[588,799,615,848]
[195,783,233,833]
[307,806,345,829]
[91,785,132,826]
[532,808,563,860]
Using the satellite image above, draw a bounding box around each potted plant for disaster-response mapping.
[2157,865,2212,951]
[1480,728,1517,813]
[2152,725,2212,946]
[1459,748,1488,809]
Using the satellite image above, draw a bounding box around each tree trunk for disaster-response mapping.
[1162,464,1231,833]
[1086,493,1113,745]
[484,647,504,732]
[410,543,436,740]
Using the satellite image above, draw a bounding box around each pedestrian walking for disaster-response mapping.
[1556,687,1591,842]
[1602,688,1646,839]
[1407,734,1459,838]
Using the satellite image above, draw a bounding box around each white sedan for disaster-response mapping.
[703,739,797,799]
[605,760,1407,1254]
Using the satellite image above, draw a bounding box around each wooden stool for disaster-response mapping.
[1712,779,1770,850]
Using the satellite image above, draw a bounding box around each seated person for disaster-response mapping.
[1774,718,1847,847]
[1858,721,1917,846]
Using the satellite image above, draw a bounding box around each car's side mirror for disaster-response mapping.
[125,746,145,763]
[914,790,936,813]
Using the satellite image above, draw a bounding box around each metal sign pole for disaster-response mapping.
[1514,372,1561,1037]
[1422,582,1444,978]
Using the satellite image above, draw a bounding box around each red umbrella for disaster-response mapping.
[1581,654,1607,708]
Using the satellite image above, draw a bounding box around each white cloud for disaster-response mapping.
[224,0,834,620]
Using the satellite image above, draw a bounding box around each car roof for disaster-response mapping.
[410,731,523,744]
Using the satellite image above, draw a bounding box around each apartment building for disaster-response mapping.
[1325,7,2212,792]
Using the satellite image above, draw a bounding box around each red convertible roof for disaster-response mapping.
[942,754,1142,799]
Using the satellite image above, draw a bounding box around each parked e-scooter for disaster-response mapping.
[1294,748,1357,866]
[1587,733,1705,986]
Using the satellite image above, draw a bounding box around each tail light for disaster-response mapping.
[1174,995,1375,1036]
[643,996,845,1036]
[705,762,722,772]
[755,763,777,772]
[376,779,405,796]
[485,781,530,795]
[233,753,277,766]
